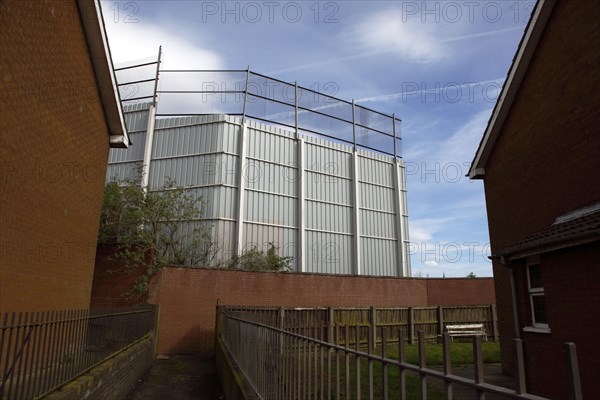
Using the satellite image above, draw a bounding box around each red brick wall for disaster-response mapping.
[481,0,600,382]
[0,1,110,311]
[510,244,600,399]
[91,261,495,355]
[426,278,495,306]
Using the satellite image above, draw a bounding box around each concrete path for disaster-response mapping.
[430,364,515,400]
[125,355,224,400]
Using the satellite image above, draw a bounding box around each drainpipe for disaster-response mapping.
[494,254,521,338]
[508,266,521,338]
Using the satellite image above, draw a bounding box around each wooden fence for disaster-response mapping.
[222,305,498,346]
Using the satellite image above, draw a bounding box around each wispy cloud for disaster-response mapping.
[356,78,505,104]
[441,26,525,43]
[409,217,457,242]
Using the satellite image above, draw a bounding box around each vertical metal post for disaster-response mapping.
[352,99,357,151]
[295,81,299,140]
[564,342,583,400]
[473,335,485,400]
[335,326,340,400]
[382,327,389,400]
[393,157,410,277]
[344,325,350,398]
[352,150,361,275]
[235,123,249,257]
[368,326,374,399]
[355,324,361,399]
[392,113,397,159]
[141,46,161,191]
[141,101,157,191]
[513,338,527,394]
[418,331,427,400]
[442,333,453,400]
[151,46,162,107]
[297,137,305,272]
[241,66,250,124]
[398,328,406,400]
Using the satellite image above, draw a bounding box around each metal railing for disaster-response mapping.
[114,50,403,158]
[0,305,158,400]
[218,309,582,400]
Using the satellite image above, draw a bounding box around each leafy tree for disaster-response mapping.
[467,272,477,278]
[228,243,293,272]
[98,172,216,300]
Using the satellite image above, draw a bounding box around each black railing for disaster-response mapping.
[0,305,157,400]
[115,52,403,158]
[218,307,582,400]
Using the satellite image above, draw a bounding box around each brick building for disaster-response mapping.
[468,0,600,398]
[0,0,129,311]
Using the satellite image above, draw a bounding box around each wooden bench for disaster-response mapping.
[445,324,487,342]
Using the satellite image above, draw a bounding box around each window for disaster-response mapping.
[525,261,550,332]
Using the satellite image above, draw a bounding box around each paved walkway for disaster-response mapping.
[430,364,515,400]
[126,357,513,400]
[125,355,224,400]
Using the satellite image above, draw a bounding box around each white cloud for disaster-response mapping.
[409,217,456,242]
[354,10,445,63]
[424,260,439,267]
[103,20,222,70]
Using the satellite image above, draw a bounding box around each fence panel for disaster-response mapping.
[0,305,157,400]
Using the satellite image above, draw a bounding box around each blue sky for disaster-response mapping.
[101,1,535,277]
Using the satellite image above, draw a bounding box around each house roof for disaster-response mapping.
[494,204,600,261]
[468,0,557,179]
[78,0,129,148]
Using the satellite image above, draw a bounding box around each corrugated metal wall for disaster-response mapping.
[107,103,410,276]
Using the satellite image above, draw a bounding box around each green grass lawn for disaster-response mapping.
[395,341,501,366]
[333,341,500,399]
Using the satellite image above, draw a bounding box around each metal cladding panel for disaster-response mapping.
[358,155,394,187]
[305,143,352,179]
[148,154,236,188]
[304,231,353,275]
[154,114,228,130]
[169,219,236,267]
[244,159,297,197]
[361,237,397,276]
[360,182,395,213]
[176,186,237,220]
[305,201,352,234]
[106,161,141,181]
[152,125,213,158]
[360,209,396,239]
[108,132,146,163]
[103,112,409,276]
[305,172,352,205]
[242,223,298,269]
[246,126,296,165]
[123,102,151,132]
[244,191,297,227]
[212,219,237,264]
